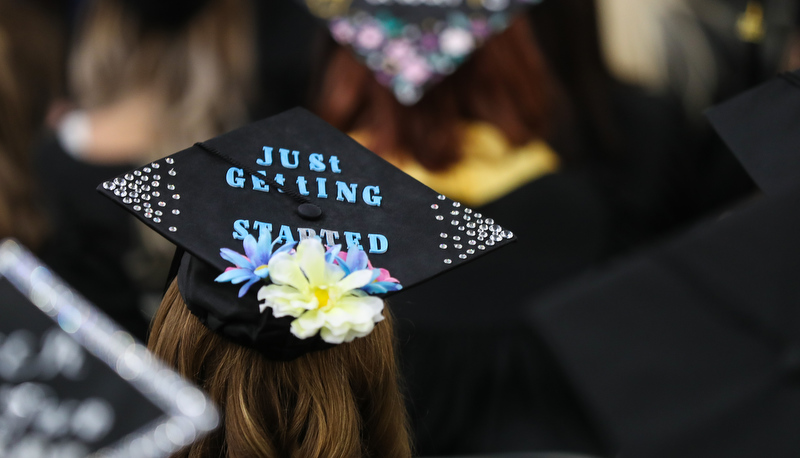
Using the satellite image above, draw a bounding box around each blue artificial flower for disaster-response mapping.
[335,245,402,295]
[335,244,369,276]
[324,243,342,264]
[361,268,403,294]
[214,232,295,298]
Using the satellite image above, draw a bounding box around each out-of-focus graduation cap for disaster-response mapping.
[528,184,800,457]
[0,239,218,458]
[97,107,514,360]
[300,0,543,104]
[707,69,800,196]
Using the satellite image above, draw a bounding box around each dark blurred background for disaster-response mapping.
[1,0,798,456]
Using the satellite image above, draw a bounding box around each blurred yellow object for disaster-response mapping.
[737,1,765,44]
[305,0,353,19]
[352,122,560,207]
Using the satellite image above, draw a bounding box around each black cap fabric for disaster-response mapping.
[98,107,514,359]
[706,69,800,196]
[301,0,543,104]
[119,0,213,30]
[529,186,800,457]
[0,239,218,457]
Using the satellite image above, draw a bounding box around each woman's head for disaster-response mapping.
[314,15,562,171]
[100,110,517,457]
[68,0,255,158]
[148,280,411,458]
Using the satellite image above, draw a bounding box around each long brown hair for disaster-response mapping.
[69,0,255,159]
[0,1,62,248]
[149,280,412,458]
[314,15,562,171]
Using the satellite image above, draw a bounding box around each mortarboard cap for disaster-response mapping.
[300,0,543,104]
[528,185,800,457]
[97,107,515,360]
[706,69,800,196]
[0,239,218,458]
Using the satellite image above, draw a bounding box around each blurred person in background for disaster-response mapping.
[0,0,63,250]
[36,0,256,340]
[311,4,612,455]
[596,0,799,116]
[316,14,563,209]
[57,0,254,164]
[593,0,798,212]
[529,0,764,240]
[307,0,783,455]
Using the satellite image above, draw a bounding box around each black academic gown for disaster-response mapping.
[34,137,151,341]
[390,81,755,455]
[529,184,800,458]
[392,169,613,455]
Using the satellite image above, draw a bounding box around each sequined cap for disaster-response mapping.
[301,0,543,104]
[98,108,515,359]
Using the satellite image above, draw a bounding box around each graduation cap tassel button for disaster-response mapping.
[297,203,323,221]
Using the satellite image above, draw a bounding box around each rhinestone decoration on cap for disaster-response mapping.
[430,196,513,265]
[106,156,181,231]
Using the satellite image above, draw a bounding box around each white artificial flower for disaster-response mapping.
[257,238,385,344]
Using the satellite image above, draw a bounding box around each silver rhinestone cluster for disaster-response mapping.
[433,194,513,264]
[102,157,180,233]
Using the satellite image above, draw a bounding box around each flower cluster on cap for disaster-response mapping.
[328,8,512,104]
[215,233,402,344]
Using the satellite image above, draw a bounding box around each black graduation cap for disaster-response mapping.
[97,107,514,360]
[706,69,800,196]
[0,239,218,458]
[528,185,800,458]
[300,0,543,104]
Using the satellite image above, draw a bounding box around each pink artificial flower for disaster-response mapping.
[356,24,385,50]
[330,20,356,44]
[400,55,432,85]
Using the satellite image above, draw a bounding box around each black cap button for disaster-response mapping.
[297,203,323,221]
